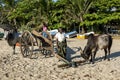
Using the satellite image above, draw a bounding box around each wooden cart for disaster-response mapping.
[20,30,86,67]
[20,30,54,58]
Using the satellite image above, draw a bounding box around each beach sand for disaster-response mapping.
[0,38,120,80]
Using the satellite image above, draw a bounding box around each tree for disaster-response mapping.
[81,0,120,32]
[8,0,54,30]
[67,0,95,33]
[0,0,19,25]
[48,0,67,29]
[2,0,119,33]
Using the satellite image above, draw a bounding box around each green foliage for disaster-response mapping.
[0,0,120,33]
[81,0,120,28]
[19,24,32,31]
[48,0,68,29]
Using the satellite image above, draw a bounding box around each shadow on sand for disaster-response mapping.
[66,48,120,62]
[66,47,81,62]
[95,51,120,62]
[77,51,120,66]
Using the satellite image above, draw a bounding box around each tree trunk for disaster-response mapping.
[80,15,85,33]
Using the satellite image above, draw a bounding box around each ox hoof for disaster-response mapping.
[13,52,16,55]
[108,58,110,61]
[91,62,95,64]
[90,61,95,64]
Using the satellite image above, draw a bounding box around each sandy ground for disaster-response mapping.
[0,38,120,80]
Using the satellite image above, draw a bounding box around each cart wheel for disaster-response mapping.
[20,31,34,58]
[43,49,52,57]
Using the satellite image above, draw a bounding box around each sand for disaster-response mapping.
[0,38,120,80]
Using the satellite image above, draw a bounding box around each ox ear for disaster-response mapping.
[79,47,83,54]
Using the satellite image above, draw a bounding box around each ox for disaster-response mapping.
[80,34,112,63]
[6,29,20,54]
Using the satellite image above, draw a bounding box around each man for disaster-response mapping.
[54,28,67,58]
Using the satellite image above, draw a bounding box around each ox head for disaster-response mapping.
[79,46,91,60]
[6,29,15,40]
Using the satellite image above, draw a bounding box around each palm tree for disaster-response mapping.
[67,0,95,33]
